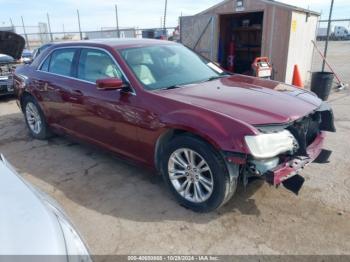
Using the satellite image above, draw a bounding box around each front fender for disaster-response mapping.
[160,107,258,154]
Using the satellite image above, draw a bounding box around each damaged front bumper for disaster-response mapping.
[257,102,335,186]
[265,131,326,185]
[226,101,335,188]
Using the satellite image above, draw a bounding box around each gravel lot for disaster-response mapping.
[0,41,349,255]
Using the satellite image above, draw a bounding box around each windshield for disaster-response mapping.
[119,44,225,90]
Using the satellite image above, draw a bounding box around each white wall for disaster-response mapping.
[285,12,318,85]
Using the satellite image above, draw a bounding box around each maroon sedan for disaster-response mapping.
[14,39,335,212]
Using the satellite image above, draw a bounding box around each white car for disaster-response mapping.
[0,154,92,261]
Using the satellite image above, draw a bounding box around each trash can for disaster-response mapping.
[310,72,334,101]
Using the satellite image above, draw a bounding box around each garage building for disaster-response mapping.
[180,0,320,84]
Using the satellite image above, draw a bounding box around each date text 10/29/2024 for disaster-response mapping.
[127,256,220,261]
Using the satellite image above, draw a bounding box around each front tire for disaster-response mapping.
[161,135,237,212]
[23,96,51,140]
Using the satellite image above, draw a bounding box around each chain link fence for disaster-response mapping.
[10,25,178,50]
[312,19,350,87]
[317,19,350,41]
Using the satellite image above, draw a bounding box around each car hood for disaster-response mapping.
[0,54,15,63]
[0,31,25,60]
[0,156,66,255]
[156,75,322,125]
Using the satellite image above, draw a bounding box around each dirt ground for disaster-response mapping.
[0,41,350,255]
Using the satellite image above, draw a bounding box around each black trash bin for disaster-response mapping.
[310,72,334,101]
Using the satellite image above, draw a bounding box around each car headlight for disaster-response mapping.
[245,130,298,159]
[56,215,92,261]
[1,153,92,261]
[44,201,92,262]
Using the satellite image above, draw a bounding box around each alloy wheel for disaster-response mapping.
[25,102,42,135]
[168,148,214,203]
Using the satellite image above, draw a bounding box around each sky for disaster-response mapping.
[1,0,349,33]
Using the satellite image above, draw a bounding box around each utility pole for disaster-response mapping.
[163,0,168,30]
[179,12,183,26]
[115,4,120,38]
[47,13,53,42]
[9,18,14,30]
[322,0,334,71]
[21,16,30,50]
[77,9,83,40]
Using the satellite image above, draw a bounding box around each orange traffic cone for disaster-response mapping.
[292,65,304,88]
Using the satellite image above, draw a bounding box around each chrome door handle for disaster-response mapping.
[72,89,83,96]
[43,82,48,91]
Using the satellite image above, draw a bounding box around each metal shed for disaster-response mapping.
[180,0,320,84]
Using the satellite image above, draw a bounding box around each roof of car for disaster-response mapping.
[51,38,177,50]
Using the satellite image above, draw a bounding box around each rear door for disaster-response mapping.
[34,48,79,126]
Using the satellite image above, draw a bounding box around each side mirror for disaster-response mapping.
[96,78,125,90]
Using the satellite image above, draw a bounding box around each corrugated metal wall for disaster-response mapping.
[261,5,292,82]
[285,12,319,84]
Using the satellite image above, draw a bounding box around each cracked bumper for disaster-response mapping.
[265,131,326,185]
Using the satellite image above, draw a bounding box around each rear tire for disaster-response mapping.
[161,134,237,213]
[23,95,51,140]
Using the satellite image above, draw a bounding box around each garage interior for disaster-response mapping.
[180,0,320,83]
[218,11,263,74]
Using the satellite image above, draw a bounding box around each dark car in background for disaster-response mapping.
[21,49,33,64]
[0,31,25,96]
[0,54,14,64]
[14,39,335,212]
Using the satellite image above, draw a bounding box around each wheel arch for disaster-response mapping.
[20,91,34,112]
[154,128,221,172]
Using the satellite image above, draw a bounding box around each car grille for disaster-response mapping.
[0,84,9,93]
[0,68,10,76]
[0,84,8,90]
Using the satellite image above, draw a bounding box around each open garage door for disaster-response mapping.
[180,15,217,61]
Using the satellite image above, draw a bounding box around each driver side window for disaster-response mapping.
[77,49,122,83]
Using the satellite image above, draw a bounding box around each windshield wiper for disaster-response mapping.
[164,85,182,90]
[162,75,231,90]
[206,74,231,82]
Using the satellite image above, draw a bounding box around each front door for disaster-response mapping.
[62,48,143,163]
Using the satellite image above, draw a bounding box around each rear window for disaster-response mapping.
[40,56,51,72]
[49,49,76,77]
[39,48,77,77]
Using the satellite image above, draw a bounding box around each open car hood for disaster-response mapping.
[0,31,25,60]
